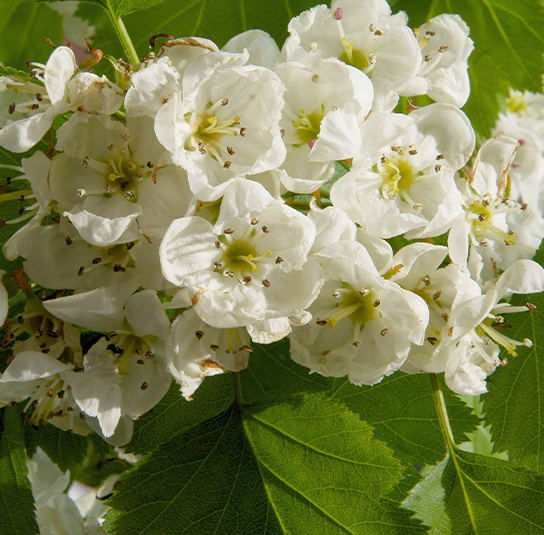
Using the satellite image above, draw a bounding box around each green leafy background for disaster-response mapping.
[1,0,544,534]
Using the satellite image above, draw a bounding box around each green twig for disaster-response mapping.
[106,9,139,65]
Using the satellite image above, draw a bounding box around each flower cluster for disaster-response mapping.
[1,0,543,447]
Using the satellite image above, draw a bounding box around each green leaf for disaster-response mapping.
[78,0,319,63]
[124,372,234,455]
[0,2,64,70]
[404,449,544,534]
[482,242,544,472]
[0,406,39,535]
[330,373,480,467]
[24,421,89,473]
[393,0,544,137]
[240,339,331,403]
[104,395,424,534]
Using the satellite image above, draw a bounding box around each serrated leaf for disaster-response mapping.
[483,242,544,472]
[78,0,319,63]
[0,406,39,535]
[24,422,89,473]
[124,372,234,455]
[104,395,424,535]
[330,373,480,467]
[0,2,64,69]
[404,449,544,534]
[394,0,544,137]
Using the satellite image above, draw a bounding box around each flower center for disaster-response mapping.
[319,285,379,327]
[468,200,516,246]
[293,108,324,145]
[221,239,272,278]
[106,149,143,197]
[378,154,415,200]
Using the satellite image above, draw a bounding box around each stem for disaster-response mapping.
[106,9,139,64]
[430,373,455,449]
[233,372,245,405]
[337,160,352,172]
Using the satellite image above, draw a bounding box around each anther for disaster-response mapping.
[526,303,536,311]
[225,271,234,277]
[442,313,449,322]
[7,102,15,115]
[195,330,204,340]
[426,30,435,36]
[521,203,528,210]
[241,345,253,352]
[369,23,376,31]
[309,42,318,51]
[425,55,432,62]
[311,74,319,83]
[353,341,361,347]
[409,149,417,155]
[147,161,154,168]
[439,45,448,52]
[523,338,533,347]
[57,390,65,399]
[215,241,221,249]
[316,319,327,325]
[224,228,234,234]
[448,327,454,337]
[436,154,445,160]
[146,351,153,359]
[262,279,270,287]
[251,218,259,225]
[243,276,252,283]
[391,145,401,153]
[214,262,223,269]
[334,7,342,19]
[121,133,129,142]
[435,164,442,172]
[137,359,145,365]
[262,225,269,233]
[380,328,389,336]
[141,382,148,390]
[275,256,283,264]
[223,161,231,169]
[374,29,383,36]
[483,337,491,346]
[479,240,488,247]
[222,98,228,106]
[427,337,437,346]
[422,277,431,286]
[65,236,73,246]
[92,257,102,264]
[240,127,246,137]
[501,357,508,366]
[373,299,380,307]
[113,265,126,272]
[227,146,235,155]
[80,413,86,420]
[332,290,340,298]
[210,345,219,351]
[433,291,441,300]
[359,288,369,296]
[78,266,84,276]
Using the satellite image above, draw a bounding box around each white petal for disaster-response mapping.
[1,352,73,382]
[0,107,56,152]
[44,46,77,106]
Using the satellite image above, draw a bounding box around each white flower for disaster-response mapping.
[28,448,88,535]
[331,103,474,238]
[441,259,544,394]
[403,14,474,107]
[166,308,251,399]
[282,0,421,111]
[289,240,428,385]
[160,180,323,335]
[0,47,122,152]
[43,284,172,438]
[449,136,544,283]
[48,114,195,247]
[274,55,373,193]
[155,52,286,201]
